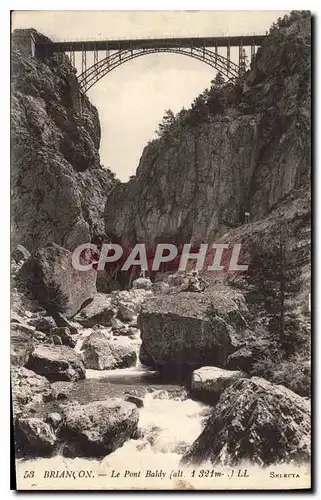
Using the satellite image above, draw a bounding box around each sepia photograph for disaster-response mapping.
[10,9,311,491]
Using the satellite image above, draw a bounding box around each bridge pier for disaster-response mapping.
[227,42,230,73]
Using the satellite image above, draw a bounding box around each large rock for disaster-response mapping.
[226,338,272,372]
[115,289,153,322]
[49,327,78,348]
[138,287,251,375]
[50,381,75,401]
[132,277,152,291]
[73,293,115,327]
[19,243,96,318]
[28,315,56,333]
[61,399,139,457]
[15,417,56,455]
[152,281,170,294]
[11,244,31,264]
[10,322,35,367]
[190,366,247,404]
[11,367,53,420]
[82,332,137,370]
[26,345,86,382]
[182,377,311,466]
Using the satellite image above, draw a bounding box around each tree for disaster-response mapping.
[156,109,176,137]
[207,77,227,116]
[188,93,210,125]
[211,71,225,87]
[247,229,301,352]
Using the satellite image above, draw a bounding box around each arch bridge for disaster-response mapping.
[35,35,267,93]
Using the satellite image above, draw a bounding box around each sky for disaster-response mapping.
[12,11,289,181]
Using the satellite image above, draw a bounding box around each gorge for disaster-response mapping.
[11,11,311,488]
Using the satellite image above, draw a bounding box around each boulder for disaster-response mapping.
[28,315,56,333]
[61,399,139,457]
[111,317,125,331]
[190,366,247,404]
[132,277,153,291]
[26,345,86,382]
[11,311,26,324]
[168,273,188,288]
[138,287,251,375]
[11,322,35,367]
[49,327,78,348]
[226,339,271,372]
[226,346,257,372]
[11,244,31,264]
[82,332,137,370]
[119,327,131,337]
[18,243,96,318]
[182,377,311,466]
[115,289,153,322]
[124,394,144,408]
[46,412,63,429]
[73,293,115,327]
[50,311,79,334]
[15,417,56,454]
[152,281,170,294]
[33,330,51,343]
[50,381,75,401]
[11,367,53,420]
[127,327,140,339]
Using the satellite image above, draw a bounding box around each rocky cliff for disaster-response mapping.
[11,29,118,253]
[105,16,311,246]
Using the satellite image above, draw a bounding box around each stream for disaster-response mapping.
[16,336,212,488]
[69,358,211,469]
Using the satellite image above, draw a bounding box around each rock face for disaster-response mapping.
[105,20,310,246]
[73,293,114,327]
[11,29,118,253]
[138,287,251,375]
[182,377,311,466]
[26,345,86,381]
[19,243,96,318]
[82,332,137,370]
[61,399,139,457]
[190,366,247,404]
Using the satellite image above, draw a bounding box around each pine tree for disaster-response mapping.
[248,228,301,351]
[211,71,225,87]
[156,109,176,137]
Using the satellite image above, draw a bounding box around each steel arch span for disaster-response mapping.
[78,47,241,93]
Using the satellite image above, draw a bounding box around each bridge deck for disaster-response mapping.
[36,35,267,54]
